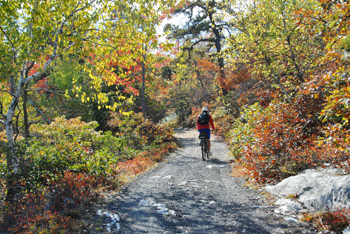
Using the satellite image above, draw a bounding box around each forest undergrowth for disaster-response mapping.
[0,113,177,233]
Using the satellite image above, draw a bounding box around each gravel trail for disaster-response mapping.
[99,128,317,234]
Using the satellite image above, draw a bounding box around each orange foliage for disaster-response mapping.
[305,207,350,233]
[117,142,177,178]
[218,65,251,91]
[1,172,99,233]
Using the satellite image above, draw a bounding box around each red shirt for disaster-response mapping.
[196,113,215,130]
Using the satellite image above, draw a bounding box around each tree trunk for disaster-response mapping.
[5,73,27,201]
[23,83,29,138]
[142,46,146,119]
[194,60,204,88]
[209,8,228,96]
[5,96,21,201]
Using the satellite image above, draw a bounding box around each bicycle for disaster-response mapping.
[199,131,209,161]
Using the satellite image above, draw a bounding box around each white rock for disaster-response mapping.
[163,175,172,179]
[207,165,214,169]
[284,216,299,222]
[266,169,350,211]
[274,206,292,215]
[154,203,167,209]
[169,210,176,216]
[157,208,169,215]
[214,165,225,168]
[139,199,150,206]
[96,210,102,216]
[178,181,187,186]
[275,198,303,212]
[252,205,269,208]
[112,213,120,222]
[343,226,350,234]
[109,219,116,225]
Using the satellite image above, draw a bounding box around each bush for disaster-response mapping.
[1,171,98,233]
[228,101,348,183]
[107,111,175,151]
[1,114,178,233]
[22,116,123,188]
[304,208,350,233]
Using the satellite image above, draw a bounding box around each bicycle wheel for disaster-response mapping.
[201,140,206,161]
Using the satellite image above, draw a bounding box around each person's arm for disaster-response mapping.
[209,115,215,130]
[196,115,199,130]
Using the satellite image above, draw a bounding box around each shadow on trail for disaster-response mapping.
[113,128,314,234]
[207,158,228,165]
[117,188,277,234]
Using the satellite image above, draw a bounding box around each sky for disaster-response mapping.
[156,13,189,37]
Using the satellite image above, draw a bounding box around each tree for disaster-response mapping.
[225,0,333,104]
[166,0,232,95]
[0,0,173,200]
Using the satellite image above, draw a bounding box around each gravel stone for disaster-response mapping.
[96,129,317,233]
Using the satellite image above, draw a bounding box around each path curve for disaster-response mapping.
[95,128,317,233]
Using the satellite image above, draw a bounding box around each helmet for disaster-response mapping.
[202,107,209,112]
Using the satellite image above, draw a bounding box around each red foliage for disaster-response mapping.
[1,172,99,233]
[305,207,350,233]
[116,142,177,182]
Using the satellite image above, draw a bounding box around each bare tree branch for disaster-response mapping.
[0,25,17,63]
[75,0,97,13]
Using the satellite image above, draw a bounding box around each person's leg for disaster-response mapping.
[198,130,203,146]
[207,139,211,151]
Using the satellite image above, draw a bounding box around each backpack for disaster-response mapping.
[198,112,209,125]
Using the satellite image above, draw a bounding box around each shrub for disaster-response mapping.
[1,171,98,233]
[107,111,175,151]
[1,114,178,233]
[228,103,258,159]
[117,141,177,179]
[228,101,348,183]
[22,116,122,188]
[304,208,350,233]
[319,68,350,152]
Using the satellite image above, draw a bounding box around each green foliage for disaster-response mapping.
[338,34,350,52]
[319,67,350,151]
[22,116,122,187]
[1,113,177,232]
[228,103,259,159]
[107,111,175,150]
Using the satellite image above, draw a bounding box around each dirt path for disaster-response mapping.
[95,129,316,233]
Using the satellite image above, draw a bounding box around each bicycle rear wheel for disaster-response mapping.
[201,140,206,161]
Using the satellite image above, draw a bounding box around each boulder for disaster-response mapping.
[266,169,350,211]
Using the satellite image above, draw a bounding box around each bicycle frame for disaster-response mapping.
[199,131,209,161]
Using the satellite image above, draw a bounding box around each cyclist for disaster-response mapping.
[197,107,215,156]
